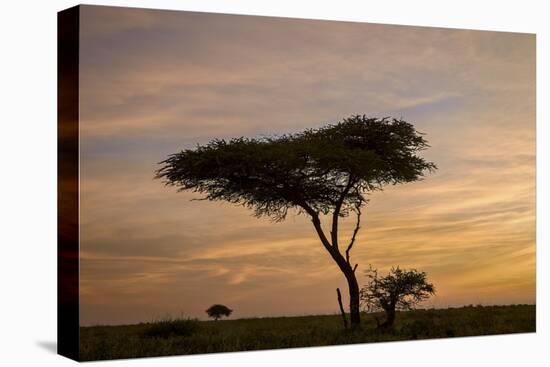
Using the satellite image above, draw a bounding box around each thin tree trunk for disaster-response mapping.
[345,268,361,328]
[328,251,361,328]
[381,308,396,328]
[336,288,348,329]
[333,252,362,328]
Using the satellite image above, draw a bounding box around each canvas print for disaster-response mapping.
[57,5,536,362]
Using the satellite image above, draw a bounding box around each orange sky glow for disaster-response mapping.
[77,6,535,325]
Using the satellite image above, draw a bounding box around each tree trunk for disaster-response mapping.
[345,268,361,328]
[329,251,362,328]
[306,211,361,328]
[328,246,361,328]
[381,308,396,328]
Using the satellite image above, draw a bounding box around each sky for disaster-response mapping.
[78,5,536,326]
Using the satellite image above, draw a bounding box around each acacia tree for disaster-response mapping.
[361,266,436,328]
[156,115,436,328]
[206,304,233,320]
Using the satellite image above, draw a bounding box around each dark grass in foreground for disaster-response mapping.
[80,304,535,361]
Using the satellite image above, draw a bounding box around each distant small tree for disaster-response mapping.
[360,266,435,328]
[206,304,233,321]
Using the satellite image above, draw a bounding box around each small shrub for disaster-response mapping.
[206,304,233,320]
[361,266,435,328]
[143,316,199,338]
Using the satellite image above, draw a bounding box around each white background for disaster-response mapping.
[0,0,547,366]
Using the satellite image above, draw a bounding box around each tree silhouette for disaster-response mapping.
[360,266,436,328]
[157,115,436,328]
[205,304,233,320]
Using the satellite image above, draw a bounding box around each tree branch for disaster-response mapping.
[298,201,333,253]
[299,199,359,277]
[336,288,348,329]
[331,176,354,249]
[345,205,362,264]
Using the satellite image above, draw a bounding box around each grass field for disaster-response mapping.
[79,304,535,361]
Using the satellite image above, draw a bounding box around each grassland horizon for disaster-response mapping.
[79,304,535,361]
[80,301,535,326]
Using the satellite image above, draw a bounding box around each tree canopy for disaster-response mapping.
[156,115,436,222]
[205,304,233,320]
